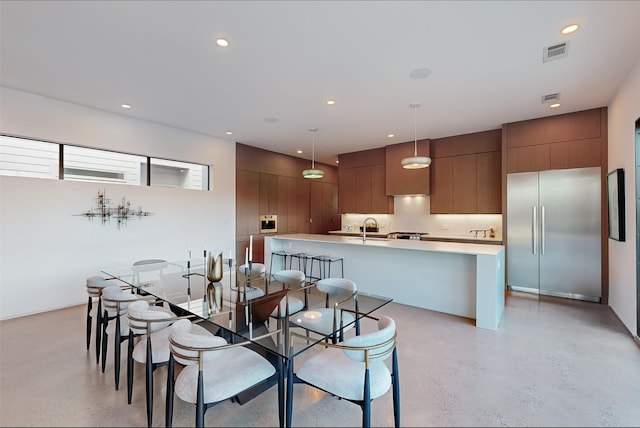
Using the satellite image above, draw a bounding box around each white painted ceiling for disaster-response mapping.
[1,1,639,165]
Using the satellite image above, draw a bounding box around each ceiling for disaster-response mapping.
[1,1,639,165]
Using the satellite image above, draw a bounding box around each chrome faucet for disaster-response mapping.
[362,217,378,242]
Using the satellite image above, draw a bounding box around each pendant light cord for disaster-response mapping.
[310,127,318,168]
[413,105,418,156]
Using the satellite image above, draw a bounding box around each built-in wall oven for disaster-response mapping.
[259,215,277,234]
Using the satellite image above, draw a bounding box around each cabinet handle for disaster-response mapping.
[532,206,537,255]
[541,205,546,256]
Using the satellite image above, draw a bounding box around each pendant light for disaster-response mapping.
[401,103,432,169]
[302,128,324,179]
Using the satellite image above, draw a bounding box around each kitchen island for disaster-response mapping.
[265,233,505,331]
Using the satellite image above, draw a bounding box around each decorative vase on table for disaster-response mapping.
[206,251,224,313]
[207,251,223,282]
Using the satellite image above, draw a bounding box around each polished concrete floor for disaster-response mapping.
[1,290,639,427]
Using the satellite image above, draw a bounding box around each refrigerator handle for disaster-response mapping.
[532,205,537,255]
[541,205,546,256]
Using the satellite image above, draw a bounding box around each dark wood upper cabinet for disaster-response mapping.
[429,156,453,214]
[430,129,502,214]
[338,148,393,214]
[477,151,502,214]
[506,145,550,173]
[385,140,430,195]
[504,107,606,173]
[452,154,477,214]
[338,168,357,214]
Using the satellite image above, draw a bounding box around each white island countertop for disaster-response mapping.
[278,233,503,255]
[266,233,505,331]
[328,230,503,244]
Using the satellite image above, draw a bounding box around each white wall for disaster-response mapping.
[607,58,640,338]
[0,87,236,320]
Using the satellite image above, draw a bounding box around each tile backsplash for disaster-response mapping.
[340,195,502,239]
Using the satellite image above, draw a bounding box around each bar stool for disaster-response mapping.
[288,252,311,276]
[309,255,344,282]
[270,250,289,273]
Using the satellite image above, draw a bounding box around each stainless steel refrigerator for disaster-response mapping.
[506,167,601,302]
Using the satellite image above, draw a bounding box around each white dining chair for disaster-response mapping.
[126,298,178,428]
[100,284,138,390]
[85,276,114,364]
[166,319,278,428]
[288,315,400,428]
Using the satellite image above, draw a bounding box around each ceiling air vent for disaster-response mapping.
[543,41,569,62]
[541,92,561,103]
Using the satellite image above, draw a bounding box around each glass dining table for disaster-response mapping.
[101,258,392,428]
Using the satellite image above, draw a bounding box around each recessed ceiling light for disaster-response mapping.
[387,134,395,138]
[549,103,561,108]
[216,38,229,47]
[409,67,432,79]
[225,131,233,135]
[297,150,303,154]
[327,100,336,105]
[335,160,339,164]
[121,104,131,109]
[561,24,579,35]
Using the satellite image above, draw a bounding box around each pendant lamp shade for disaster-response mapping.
[401,103,431,169]
[303,128,324,179]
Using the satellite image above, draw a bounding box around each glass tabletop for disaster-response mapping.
[101,259,392,359]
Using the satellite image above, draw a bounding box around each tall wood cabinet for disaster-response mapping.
[236,143,338,263]
[338,148,393,214]
[430,129,502,214]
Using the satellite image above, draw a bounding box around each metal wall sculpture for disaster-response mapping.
[76,190,153,229]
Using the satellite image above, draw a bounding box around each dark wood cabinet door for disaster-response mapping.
[355,166,373,213]
[385,140,430,195]
[477,151,502,213]
[338,168,357,214]
[430,157,453,214]
[286,177,298,232]
[452,154,477,214]
[371,164,393,213]
[296,179,310,233]
[549,138,601,170]
[309,180,323,234]
[236,169,260,235]
[322,183,339,233]
[277,176,289,232]
[507,144,550,173]
[259,173,278,215]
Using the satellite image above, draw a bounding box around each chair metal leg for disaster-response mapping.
[392,348,400,428]
[145,338,153,428]
[86,297,92,350]
[196,370,205,428]
[101,310,109,373]
[95,298,102,364]
[114,316,121,390]
[127,331,134,404]
[363,368,371,428]
[166,355,175,428]
[278,356,284,428]
[285,357,294,428]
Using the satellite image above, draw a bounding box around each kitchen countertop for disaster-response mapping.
[328,230,502,244]
[276,233,503,256]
